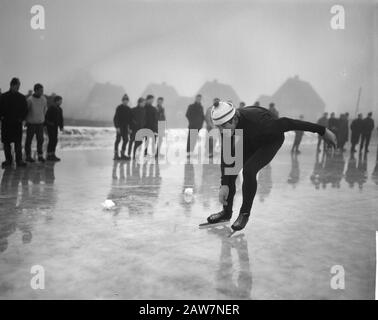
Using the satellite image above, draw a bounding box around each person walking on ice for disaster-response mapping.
[205,101,337,232]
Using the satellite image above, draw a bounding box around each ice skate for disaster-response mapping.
[231,212,250,233]
[199,210,232,228]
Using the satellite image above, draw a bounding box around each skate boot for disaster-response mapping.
[113,152,121,161]
[207,210,232,224]
[231,212,250,231]
[38,156,45,163]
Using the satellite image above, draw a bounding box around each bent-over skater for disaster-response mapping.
[206,101,337,231]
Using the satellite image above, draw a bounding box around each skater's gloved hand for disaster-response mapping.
[219,185,229,206]
[116,128,121,134]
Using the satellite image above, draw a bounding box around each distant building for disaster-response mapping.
[258,75,326,122]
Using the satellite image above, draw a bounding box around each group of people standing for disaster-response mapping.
[316,111,375,153]
[0,78,64,169]
[112,94,166,160]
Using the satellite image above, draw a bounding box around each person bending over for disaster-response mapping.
[207,101,337,231]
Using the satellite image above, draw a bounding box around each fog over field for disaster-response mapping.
[0,0,377,122]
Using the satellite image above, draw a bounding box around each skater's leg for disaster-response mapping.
[239,134,285,215]
[231,135,284,231]
[223,174,238,215]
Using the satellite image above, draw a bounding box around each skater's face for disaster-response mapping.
[217,116,237,135]
[122,98,129,106]
[157,98,163,106]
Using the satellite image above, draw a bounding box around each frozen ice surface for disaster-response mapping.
[0,130,377,299]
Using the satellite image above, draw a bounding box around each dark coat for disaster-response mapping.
[186,102,204,129]
[144,104,158,133]
[113,104,131,133]
[130,106,146,131]
[361,118,375,134]
[45,105,64,130]
[0,90,28,143]
[328,118,339,134]
[337,116,349,144]
[350,118,363,144]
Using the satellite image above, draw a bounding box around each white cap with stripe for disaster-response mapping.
[211,101,236,126]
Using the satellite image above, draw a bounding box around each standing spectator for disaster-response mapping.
[291,115,305,154]
[316,112,328,151]
[186,94,204,156]
[350,113,363,153]
[269,102,279,118]
[25,83,48,162]
[128,97,146,159]
[328,112,339,135]
[0,78,28,168]
[360,112,375,153]
[156,97,166,158]
[113,94,132,161]
[204,98,220,158]
[144,94,158,156]
[337,113,349,151]
[45,95,64,161]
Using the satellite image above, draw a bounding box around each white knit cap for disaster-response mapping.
[211,101,236,126]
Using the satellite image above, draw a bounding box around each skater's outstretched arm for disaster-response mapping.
[264,117,337,147]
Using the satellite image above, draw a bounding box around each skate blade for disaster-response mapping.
[198,220,230,229]
[228,230,237,237]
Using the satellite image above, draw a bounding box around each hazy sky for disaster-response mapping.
[0,0,376,114]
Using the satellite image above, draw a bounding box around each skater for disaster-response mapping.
[0,78,28,168]
[204,98,220,158]
[360,112,375,153]
[316,112,328,151]
[45,95,64,161]
[113,94,132,160]
[24,83,48,163]
[268,102,279,118]
[186,94,205,156]
[128,97,146,159]
[350,113,363,153]
[206,101,337,232]
[291,114,304,153]
[156,97,166,158]
[144,95,158,156]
